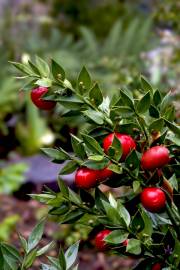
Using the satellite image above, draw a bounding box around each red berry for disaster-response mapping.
[141,146,170,171]
[95,229,111,251]
[31,87,56,110]
[122,239,129,246]
[140,187,166,213]
[98,167,113,181]
[75,168,99,189]
[152,262,162,270]
[103,133,136,161]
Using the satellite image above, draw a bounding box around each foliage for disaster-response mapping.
[0,162,28,194]
[0,215,20,242]
[10,58,180,269]
[0,220,79,270]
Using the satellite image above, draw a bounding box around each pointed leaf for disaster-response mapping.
[89,83,103,106]
[137,91,151,114]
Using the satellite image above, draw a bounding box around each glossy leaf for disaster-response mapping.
[105,230,129,244]
[81,133,104,155]
[89,83,103,106]
[137,91,151,114]
[60,161,78,175]
[126,238,141,255]
[51,59,65,81]
[27,219,45,252]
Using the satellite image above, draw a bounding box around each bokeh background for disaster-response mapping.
[0,1,179,269]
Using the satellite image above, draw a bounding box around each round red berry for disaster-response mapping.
[152,262,162,270]
[98,167,113,181]
[141,146,170,171]
[31,87,56,110]
[140,187,166,213]
[103,133,136,161]
[75,168,99,189]
[95,229,111,251]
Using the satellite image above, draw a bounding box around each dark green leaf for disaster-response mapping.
[125,150,140,170]
[140,76,153,95]
[51,59,65,81]
[83,110,104,125]
[78,66,91,93]
[68,188,82,204]
[41,148,70,161]
[58,179,69,197]
[84,157,109,170]
[163,106,175,122]
[65,241,79,269]
[112,106,134,117]
[89,83,103,106]
[60,161,78,175]
[137,91,151,114]
[131,211,145,233]
[164,119,180,137]
[59,248,66,270]
[27,220,45,252]
[95,188,108,212]
[160,91,173,113]
[117,201,131,227]
[35,56,50,77]
[24,249,37,268]
[81,133,103,155]
[126,239,141,255]
[105,230,129,244]
[108,134,122,161]
[71,134,86,160]
[149,118,164,133]
[28,60,41,76]
[60,209,84,224]
[120,90,134,108]
[108,163,122,174]
[56,96,84,110]
[149,105,160,118]
[153,89,162,106]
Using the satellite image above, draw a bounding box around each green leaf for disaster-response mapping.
[41,264,56,270]
[37,241,55,257]
[51,59,65,81]
[19,234,28,252]
[68,189,82,204]
[89,83,103,106]
[140,76,153,95]
[58,179,69,197]
[84,157,109,170]
[160,91,173,113]
[117,201,131,227]
[60,209,84,224]
[65,241,79,269]
[133,181,141,193]
[36,78,52,87]
[153,89,162,106]
[164,119,180,137]
[88,155,104,161]
[125,150,140,170]
[149,118,164,133]
[112,106,134,117]
[60,161,78,175]
[35,56,50,77]
[120,90,134,108]
[27,219,45,252]
[108,134,122,161]
[105,230,129,245]
[169,174,178,190]
[24,249,37,268]
[83,110,104,125]
[163,106,175,122]
[78,66,91,93]
[59,248,66,270]
[108,163,122,174]
[41,148,70,161]
[71,134,86,160]
[126,239,141,255]
[28,60,41,76]
[56,96,84,110]
[81,133,103,155]
[149,105,160,118]
[137,91,151,114]
[10,61,34,75]
[102,201,125,226]
[140,208,153,237]
[131,211,145,233]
